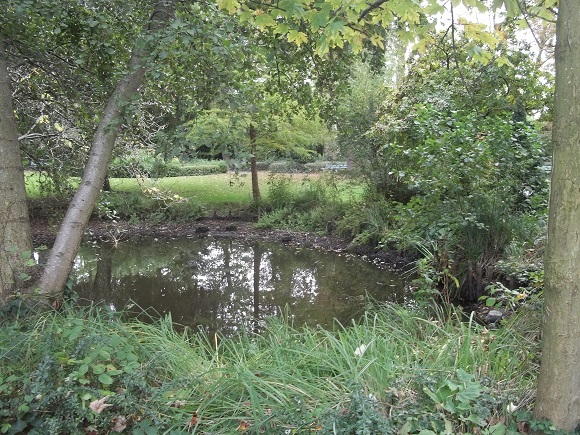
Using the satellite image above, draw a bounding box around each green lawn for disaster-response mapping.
[26,171,364,207]
[110,172,263,205]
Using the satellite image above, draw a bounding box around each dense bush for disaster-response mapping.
[334,38,554,302]
[258,174,349,233]
[369,103,549,301]
[109,152,227,178]
[177,160,228,176]
[268,160,309,173]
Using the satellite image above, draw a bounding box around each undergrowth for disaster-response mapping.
[0,302,543,434]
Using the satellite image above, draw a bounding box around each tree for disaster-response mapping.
[533,0,580,430]
[0,38,33,304]
[37,0,178,299]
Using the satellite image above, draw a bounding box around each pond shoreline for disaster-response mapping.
[31,217,414,271]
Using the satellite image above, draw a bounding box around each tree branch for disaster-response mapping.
[358,0,390,22]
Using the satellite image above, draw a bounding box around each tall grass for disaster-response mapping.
[0,303,540,434]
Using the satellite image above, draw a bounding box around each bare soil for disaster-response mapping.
[31,217,413,270]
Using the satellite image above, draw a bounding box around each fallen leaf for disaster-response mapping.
[188,412,199,428]
[112,415,127,433]
[89,396,113,414]
[237,420,250,431]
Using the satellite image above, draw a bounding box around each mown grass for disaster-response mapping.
[110,173,263,206]
[0,302,541,434]
[26,171,363,206]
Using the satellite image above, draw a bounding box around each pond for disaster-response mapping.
[71,238,409,335]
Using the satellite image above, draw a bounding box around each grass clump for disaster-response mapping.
[0,302,540,434]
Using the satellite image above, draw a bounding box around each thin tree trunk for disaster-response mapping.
[37,0,177,300]
[0,38,33,305]
[249,123,261,201]
[533,1,580,430]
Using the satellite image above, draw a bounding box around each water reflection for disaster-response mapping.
[72,238,407,335]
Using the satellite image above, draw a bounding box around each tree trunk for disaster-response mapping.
[533,1,580,430]
[37,0,177,300]
[0,39,33,305]
[249,123,261,201]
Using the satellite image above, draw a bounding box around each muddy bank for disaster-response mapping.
[31,218,413,270]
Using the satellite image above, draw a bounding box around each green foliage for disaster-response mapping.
[319,387,393,434]
[257,174,348,232]
[109,150,177,178]
[479,282,532,311]
[335,61,388,178]
[109,149,229,179]
[337,198,396,247]
[421,369,491,430]
[178,160,228,176]
[186,108,332,163]
[361,40,551,301]
[0,306,199,434]
[4,0,149,188]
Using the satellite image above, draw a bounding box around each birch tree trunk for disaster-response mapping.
[38,0,177,300]
[0,38,33,305]
[533,1,580,430]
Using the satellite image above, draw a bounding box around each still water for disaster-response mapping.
[72,238,408,334]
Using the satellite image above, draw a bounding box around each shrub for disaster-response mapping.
[258,174,347,233]
[177,160,228,176]
[109,153,229,179]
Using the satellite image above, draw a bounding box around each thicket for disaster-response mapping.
[316,41,553,303]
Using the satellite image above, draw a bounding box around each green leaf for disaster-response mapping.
[254,13,277,29]
[326,20,345,36]
[98,373,114,385]
[390,0,421,24]
[487,423,507,435]
[78,364,89,376]
[92,364,106,375]
[218,0,240,14]
[486,297,497,306]
[495,56,513,68]
[309,10,330,32]
[287,30,308,46]
[279,0,305,18]
[18,272,31,281]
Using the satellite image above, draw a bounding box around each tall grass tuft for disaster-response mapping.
[0,303,539,434]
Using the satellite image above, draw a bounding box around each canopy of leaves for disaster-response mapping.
[185,107,332,162]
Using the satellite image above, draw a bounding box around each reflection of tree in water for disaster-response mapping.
[72,239,407,335]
